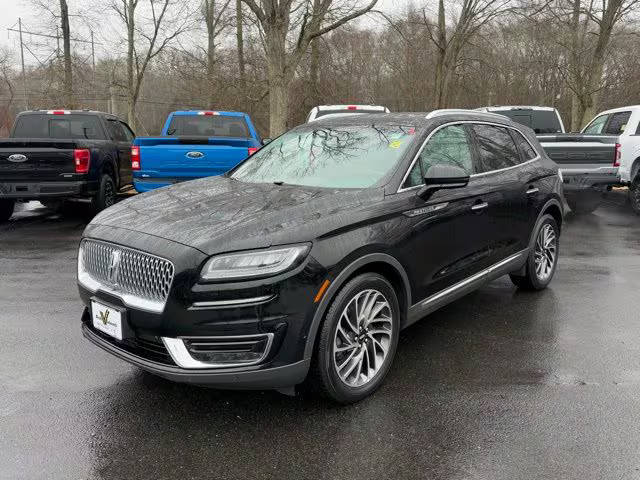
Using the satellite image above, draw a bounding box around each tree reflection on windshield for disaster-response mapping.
[232,124,416,189]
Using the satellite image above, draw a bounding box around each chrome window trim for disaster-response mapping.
[397,120,541,193]
[162,333,274,369]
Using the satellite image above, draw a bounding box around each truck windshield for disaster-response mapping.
[494,109,563,134]
[12,114,105,139]
[231,124,416,188]
[166,115,249,137]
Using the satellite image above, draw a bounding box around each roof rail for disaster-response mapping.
[426,109,509,121]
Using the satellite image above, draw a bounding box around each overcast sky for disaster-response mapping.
[0,0,415,68]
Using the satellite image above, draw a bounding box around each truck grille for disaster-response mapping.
[79,239,174,312]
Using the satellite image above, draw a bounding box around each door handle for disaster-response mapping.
[471,201,489,212]
[526,186,539,195]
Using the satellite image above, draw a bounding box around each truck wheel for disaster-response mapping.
[308,273,400,404]
[566,195,601,215]
[510,215,559,291]
[0,199,15,223]
[630,177,640,215]
[92,174,117,214]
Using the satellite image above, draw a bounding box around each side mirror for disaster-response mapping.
[418,164,470,200]
[262,138,272,146]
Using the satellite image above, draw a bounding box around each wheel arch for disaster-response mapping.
[541,199,563,234]
[101,154,119,187]
[303,253,412,361]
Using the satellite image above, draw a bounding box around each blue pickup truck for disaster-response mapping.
[132,110,262,192]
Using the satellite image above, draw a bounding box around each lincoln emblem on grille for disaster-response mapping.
[107,250,122,288]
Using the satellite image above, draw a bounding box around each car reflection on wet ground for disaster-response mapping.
[1,193,640,480]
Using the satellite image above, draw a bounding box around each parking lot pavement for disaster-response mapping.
[1,194,640,480]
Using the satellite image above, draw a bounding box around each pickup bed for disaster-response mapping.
[132,110,262,192]
[0,110,135,222]
[537,134,618,211]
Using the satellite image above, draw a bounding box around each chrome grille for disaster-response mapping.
[80,239,174,309]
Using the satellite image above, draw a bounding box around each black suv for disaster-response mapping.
[78,111,563,403]
[0,110,135,221]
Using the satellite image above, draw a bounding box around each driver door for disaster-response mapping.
[395,124,497,302]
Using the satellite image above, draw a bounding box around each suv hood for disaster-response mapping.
[89,176,384,255]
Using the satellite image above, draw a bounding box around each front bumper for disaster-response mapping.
[82,321,309,388]
[0,180,96,199]
[560,167,620,192]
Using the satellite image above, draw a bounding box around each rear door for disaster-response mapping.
[468,123,531,259]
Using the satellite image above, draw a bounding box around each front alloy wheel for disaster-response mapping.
[310,273,400,404]
[333,289,393,388]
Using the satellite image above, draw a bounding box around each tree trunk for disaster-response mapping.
[205,0,216,108]
[433,0,447,109]
[59,0,73,108]
[236,0,245,96]
[126,0,136,130]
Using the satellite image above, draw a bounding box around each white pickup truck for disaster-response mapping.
[580,105,640,214]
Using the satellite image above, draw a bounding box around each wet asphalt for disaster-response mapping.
[1,193,640,480]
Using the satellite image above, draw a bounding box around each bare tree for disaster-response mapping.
[241,0,378,137]
[203,0,232,107]
[559,0,640,130]
[112,0,190,130]
[424,0,513,108]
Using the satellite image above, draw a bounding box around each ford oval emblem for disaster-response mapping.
[186,151,204,159]
[8,154,27,163]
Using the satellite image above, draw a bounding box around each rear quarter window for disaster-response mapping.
[604,111,631,135]
[471,124,521,173]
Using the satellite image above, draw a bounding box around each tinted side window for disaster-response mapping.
[512,130,538,161]
[119,121,135,142]
[403,125,473,188]
[106,120,127,141]
[471,124,520,173]
[420,125,473,174]
[583,114,609,134]
[604,111,631,135]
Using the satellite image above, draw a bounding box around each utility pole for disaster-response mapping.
[18,18,28,110]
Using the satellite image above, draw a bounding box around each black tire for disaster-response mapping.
[510,214,559,291]
[630,176,640,215]
[566,195,601,215]
[0,199,15,223]
[308,273,400,404]
[91,174,117,214]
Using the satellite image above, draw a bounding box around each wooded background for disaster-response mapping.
[1,0,639,137]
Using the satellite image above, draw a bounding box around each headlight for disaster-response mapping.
[201,245,310,281]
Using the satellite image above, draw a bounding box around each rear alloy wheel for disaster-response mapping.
[0,199,15,223]
[92,174,117,214]
[510,214,559,291]
[310,273,400,404]
[630,177,640,215]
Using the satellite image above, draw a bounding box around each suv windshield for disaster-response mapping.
[493,109,562,134]
[231,124,416,188]
[12,114,105,139]
[166,115,249,137]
